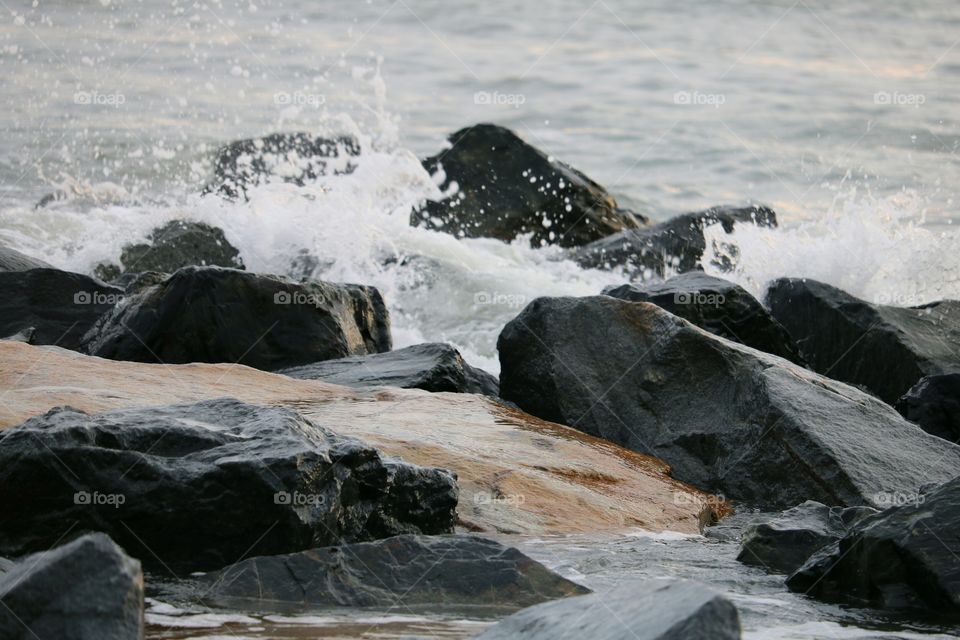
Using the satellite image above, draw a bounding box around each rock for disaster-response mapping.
[0,398,457,572]
[475,578,741,640]
[414,124,646,248]
[0,341,718,537]
[787,474,960,613]
[1,327,36,343]
[766,278,960,404]
[737,501,877,574]
[0,268,125,350]
[0,243,52,272]
[895,374,960,442]
[81,266,391,371]
[109,270,169,294]
[570,205,776,278]
[603,273,804,365]
[497,296,960,509]
[279,342,499,395]
[0,532,143,640]
[94,220,244,280]
[204,132,360,198]
[190,534,587,612]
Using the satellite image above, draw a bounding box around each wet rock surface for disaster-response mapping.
[204,132,360,198]
[0,398,457,572]
[498,295,960,509]
[81,266,391,370]
[475,578,741,640]
[737,501,877,575]
[895,373,960,442]
[787,475,960,615]
[414,124,646,248]
[187,534,588,612]
[94,220,244,281]
[570,205,776,278]
[0,268,124,350]
[0,532,144,640]
[279,342,499,395]
[603,272,804,365]
[0,341,715,537]
[766,278,960,404]
[0,243,52,272]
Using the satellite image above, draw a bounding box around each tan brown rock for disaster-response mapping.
[0,341,719,535]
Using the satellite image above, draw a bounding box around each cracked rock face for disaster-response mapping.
[0,398,457,573]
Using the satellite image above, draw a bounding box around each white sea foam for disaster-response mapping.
[703,192,960,307]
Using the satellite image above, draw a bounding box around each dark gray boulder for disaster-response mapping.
[81,266,391,371]
[0,398,457,573]
[497,296,960,509]
[279,342,498,395]
[194,534,586,612]
[787,475,960,614]
[766,278,960,404]
[475,578,741,640]
[0,243,52,272]
[570,205,776,278]
[0,533,143,640]
[603,273,804,365]
[737,501,877,574]
[0,268,124,350]
[94,220,244,280]
[414,124,646,248]
[895,373,960,443]
[204,132,360,198]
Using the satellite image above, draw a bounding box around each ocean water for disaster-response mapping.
[2,0,959,372]
[2,2,960,637]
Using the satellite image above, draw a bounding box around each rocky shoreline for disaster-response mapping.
[2,124,960,639]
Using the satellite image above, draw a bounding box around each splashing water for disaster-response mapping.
[703,191,960,307]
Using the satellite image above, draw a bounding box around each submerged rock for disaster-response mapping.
[476,578,741,640]
[0,268,124,350]
[94,220,244,280]
[204,132,360,198]
[194,534,587,612]
[737,501,877,574]
[604,273,804,365]
[0,398,457,572]
[82,266,391,371]
[895,373,960,442]
[0,533,143,640]
[570,205,776,278]
[414,124,646,248]
[0,243,52,272]
[280,342,499,395]
[0,341,717,537]
[766,278,960,404]
[787,475,960,614]
[498,296,960,509]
